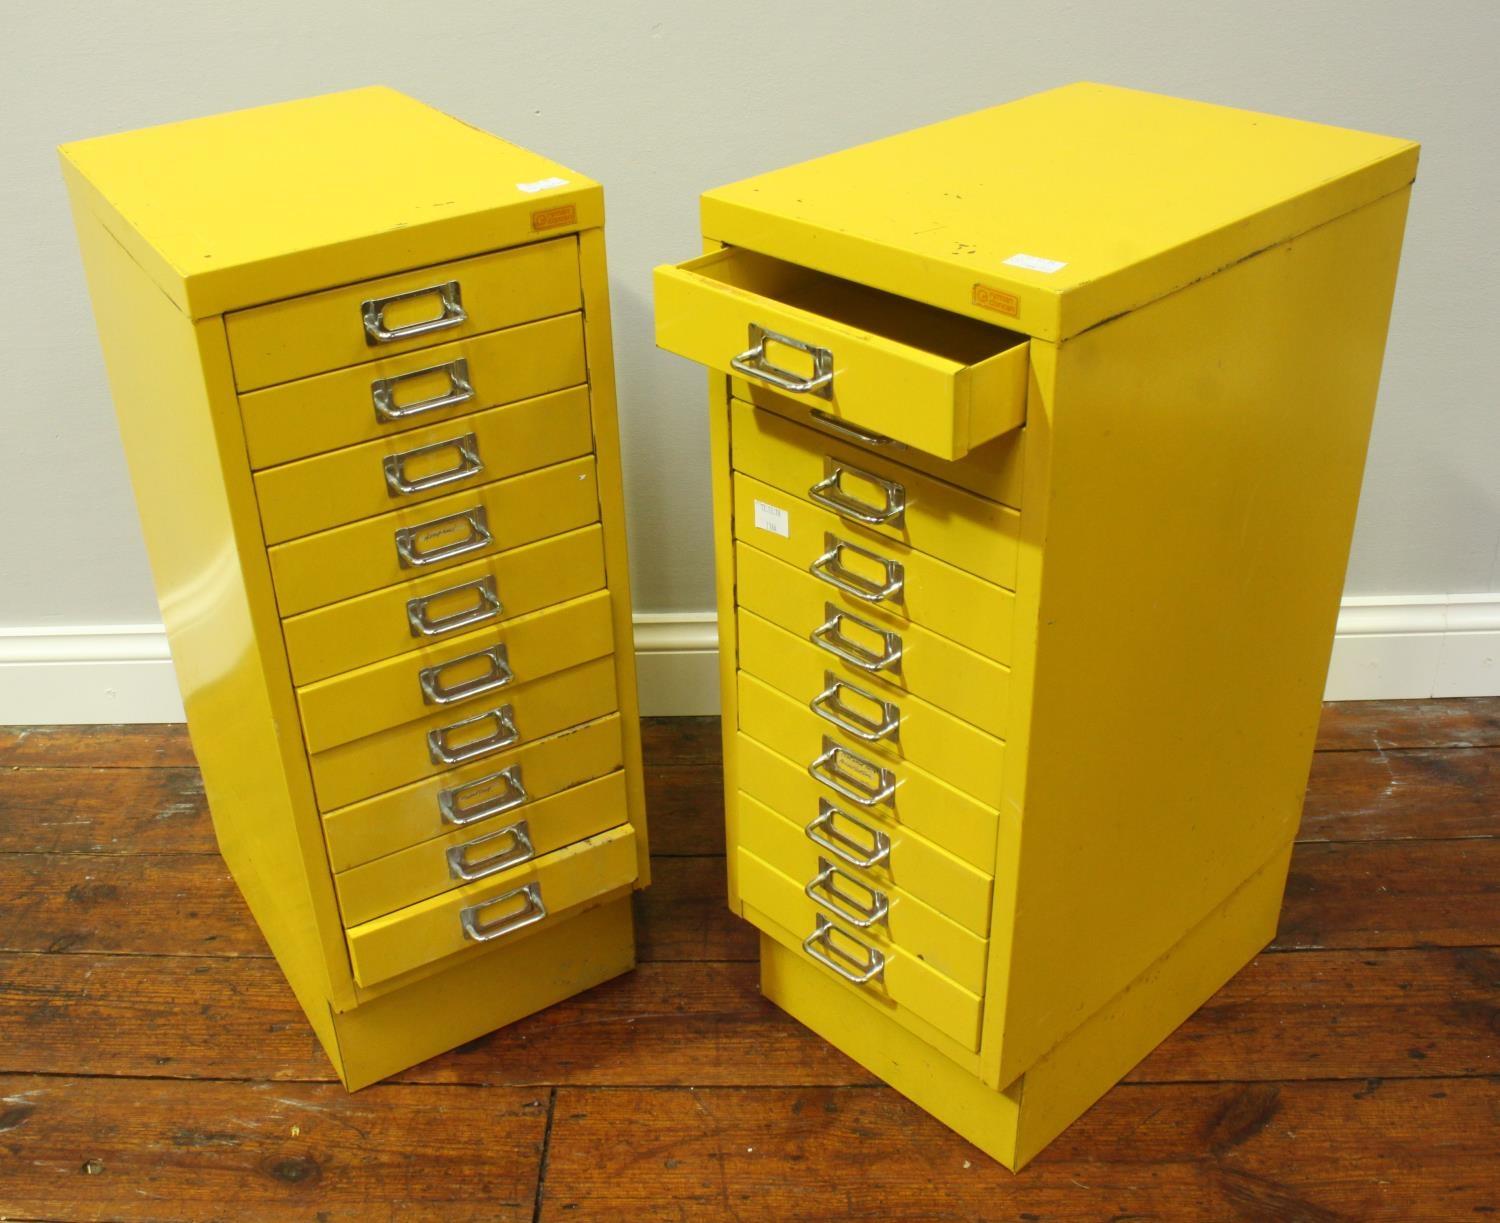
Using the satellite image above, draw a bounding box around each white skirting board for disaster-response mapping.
[1,595,1496,724]
[1322,594,1500,702]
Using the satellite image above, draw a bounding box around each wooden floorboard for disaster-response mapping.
[1313,695,1500,750]
[0,1076,548,1222]
[1275,837,1500,950]
[539,1079,1500,1221]
[1300,745,1499,841]
[0,724,198,769]
[0,767,210,855]
[0,699,1496,1219]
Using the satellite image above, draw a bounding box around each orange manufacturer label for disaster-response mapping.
[531,203,578,231]
[972,284,1019,317]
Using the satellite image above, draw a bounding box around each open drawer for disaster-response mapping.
[655,247,1028,460]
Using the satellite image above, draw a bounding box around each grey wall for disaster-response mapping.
[3,0,1496,632]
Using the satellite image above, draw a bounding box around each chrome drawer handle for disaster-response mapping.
[809,462,906,527]
[362,280,467,345]
[460,881,547,943]
[809,409,894,447]
[385,432,484,497]
[806,798,891,871]
[395,506,492,569]
[810,535,905,605]
[419,643,513,707]
[427,703,519,767]
[407,576,503,639]
[371,358,475,423]
[811,605,903,674]
[810,674,900,744]
[802,913,884,985]
[438,764,529,828]
[730,323,833,397]
[805,858,889,929]
[807,737,896,808]
[447,818,536,882]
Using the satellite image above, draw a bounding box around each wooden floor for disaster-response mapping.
[0,701,1496,1220]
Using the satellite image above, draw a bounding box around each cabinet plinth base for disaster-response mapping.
[759,842,1292,1169]
[323,896,636,1090]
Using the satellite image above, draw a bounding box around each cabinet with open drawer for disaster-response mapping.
[651,82,1414,1169]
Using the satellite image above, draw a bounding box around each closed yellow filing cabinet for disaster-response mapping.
[654,83,1417,1168]
[61,88,649,1088]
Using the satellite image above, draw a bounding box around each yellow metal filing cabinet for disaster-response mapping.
[654,83,1417,1167]
[61,88,649,1088]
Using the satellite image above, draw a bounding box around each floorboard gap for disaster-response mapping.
[532,1085,558,1223]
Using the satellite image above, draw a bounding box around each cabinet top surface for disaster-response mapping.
[60,87,599,318]
[700,83,1418,341]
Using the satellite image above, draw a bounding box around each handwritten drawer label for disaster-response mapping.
[753,499,790,538]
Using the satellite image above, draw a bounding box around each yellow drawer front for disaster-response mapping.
[655,247,1026,461]
[310,655,619,811]
[226,237,581,391]
[240,313,587,469]
[730,400,1019,586]
[729,377,1024,507]
[737,847,981,1051]
[738,792,987,992]
[346,823,637,989]
[336,770,629,926]
[738,672,998,872]
[736,734,993,936]
[736,542,1010,737]
[738,609,1004,808]
[255,385,594,545]
[298,589,615,754]
[269,455,600,617]
[323,713,624,872]
[733,474,1014,664]
[757,933,983,1084]
[282,525,607,687]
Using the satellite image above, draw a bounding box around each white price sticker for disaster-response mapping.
[1003,252,1067,274]
[753,499,790,538]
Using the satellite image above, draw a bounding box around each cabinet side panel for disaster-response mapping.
[578,227,650,884]
[709,370,742,908]
[989,188,1412,1086]
[695,237,743,909]
[66,195,356,1045]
